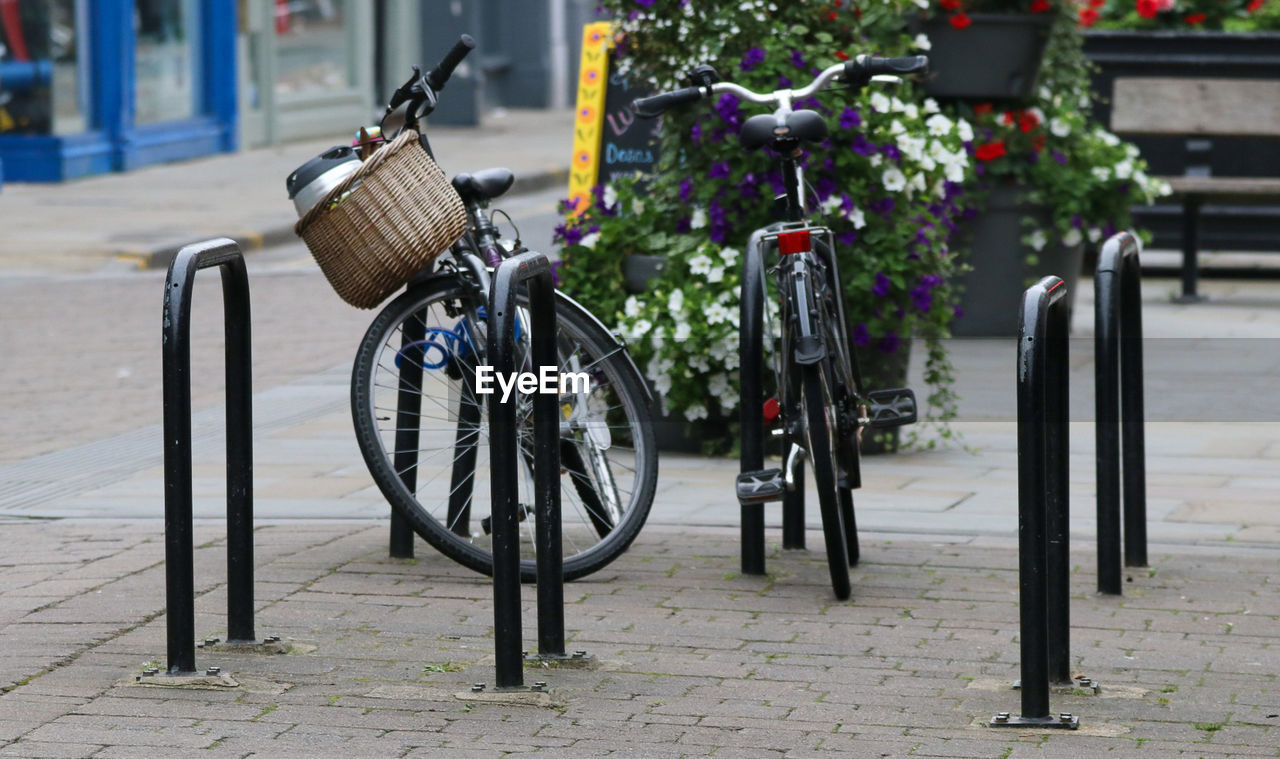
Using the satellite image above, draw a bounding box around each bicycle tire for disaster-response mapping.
[801,362,851,600]
[351,276,658,581]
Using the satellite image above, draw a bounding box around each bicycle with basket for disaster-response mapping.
[289,35,658,581]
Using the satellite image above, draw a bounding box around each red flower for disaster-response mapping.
[1248,0,1264,11]
[834,50,849,61]
[1078,7,1099,25]
[1136,0,1158,18]
[973,102,994,117]
[1018,110,1039,133]
[1088,0,1105,5]
[949,12,972,29]
[827,10,839,20]
[1031,134,1046,152]
[939,0,962,10]
[975,141,1007,162]
[1185,12,1207,24]
[1030,0,1050,12]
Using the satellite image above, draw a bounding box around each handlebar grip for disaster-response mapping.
[632,87,704,119]
[843,55,929,85]
[425,34,477,91]
[387,65,422,111]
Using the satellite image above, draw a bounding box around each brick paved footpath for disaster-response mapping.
[1,520,1276,758]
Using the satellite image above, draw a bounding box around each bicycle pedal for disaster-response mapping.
[736,468,785,505]
[479,503,530,535]
[864,387,918,428]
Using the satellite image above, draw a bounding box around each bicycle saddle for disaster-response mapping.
[451,168,515,201]
[740,110,829,151]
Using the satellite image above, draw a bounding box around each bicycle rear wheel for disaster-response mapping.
[351,276,658,581]
[800,362,851,600]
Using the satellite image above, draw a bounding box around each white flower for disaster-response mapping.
[821,195,843,214]
[602,184,618,207]
[653,374,672,395]
[632,198,646,214]
[690,207,707,229]
[902,103,919,121]
[719,247,739,266]
[1115,160,1134,180]
[923,97,940,115]
[869,153,883,168]
[944,159,966,184]
[624,296,642,318]
[627,318,652,338]
[705,302,730,324]
[912,0,930,7]
[913,33,932,51]
[707,266,725,283]
[1092,167,1111,182]
[674,321,692,340]
[850,206,867,230]
[1028,229,1048,252]
[869,92,891,113]
[579,232,600,249]
[889,120,906,136]
[688,253,713,275]
[881,167,907,193]
[1049,118,1070,138]
[956,118,974,142]
[1099,130,1121,147]
[890,97,907,113]
[925,114,952,137]
[668,288,684,314]
[897,134,926,162]
[1088,227,1102,243]
[908,172,927,195]
[1028,107,1046,125]
[1062,228,1083,247]
[683,404,709,422]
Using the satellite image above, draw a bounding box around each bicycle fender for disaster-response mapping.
[793,334,827,365]
[554,290,655,404]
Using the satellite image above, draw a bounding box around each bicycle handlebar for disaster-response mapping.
[426,34,477,91]
[631,54,929,117]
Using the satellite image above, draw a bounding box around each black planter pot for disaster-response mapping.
[1083,30,1280,253]
[622,254,667,294]
[952,186,1085,338]
[921,13,1053,101]
[648,394,734,454]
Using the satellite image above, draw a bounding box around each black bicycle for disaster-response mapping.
[635,55,923,599]
[351,36,658,581]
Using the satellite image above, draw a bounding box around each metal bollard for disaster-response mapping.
[1095,231,1149,596]
[990,276,1078,730]
[487,252,564,689]
[738,230,771,572]
[162,238,255,674]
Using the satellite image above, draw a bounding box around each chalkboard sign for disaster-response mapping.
[568,22,660,214]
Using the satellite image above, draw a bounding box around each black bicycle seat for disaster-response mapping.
[740,110,829,151]
[452,168,515,201]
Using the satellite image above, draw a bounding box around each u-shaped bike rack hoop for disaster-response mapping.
[1094,231,1148,596]
[162,238,255,675]
[991,275,1079,729]
[487,252,567,690]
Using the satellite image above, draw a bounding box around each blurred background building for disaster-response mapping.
[0,0,599,182]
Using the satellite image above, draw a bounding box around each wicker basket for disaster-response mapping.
[295,130,468,309]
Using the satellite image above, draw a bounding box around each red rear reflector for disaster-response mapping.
[777,229,811,255]
[763,397,780,422]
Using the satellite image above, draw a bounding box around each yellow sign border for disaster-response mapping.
[567,22,614,216]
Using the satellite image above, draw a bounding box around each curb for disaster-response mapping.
[125,166,570,271]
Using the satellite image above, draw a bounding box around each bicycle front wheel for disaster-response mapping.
[351,277,658,581]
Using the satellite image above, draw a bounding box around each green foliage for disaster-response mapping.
[1091,0,1280,31]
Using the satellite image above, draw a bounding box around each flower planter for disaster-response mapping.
[1083,30,1280,252]
[921,13,1054,101]
[649,395,733,453]
[622,254,667,293]
[952,186,1085,338]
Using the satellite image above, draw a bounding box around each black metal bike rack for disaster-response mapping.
[990,276,1079,730]
[162,238,255,675]
[739,231,770,573]
[1094,231,1149,595]
[487,252,568,689]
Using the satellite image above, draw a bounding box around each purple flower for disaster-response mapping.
[555,223,584,246]
[740,47,766,72]
[557,197,577,214]
[836,230,857,245]
[691,122,703,143]
[878,333,901,355]
[838,107,861,130]
[778,74,792,88]
[880,144,902,162]
[953,305,964,319]
[852,322,871,347]
[633,0,654,6]
[851,134,875,155]
[909,283,934,313]
[550,260,564,286]
[714,93,743,128]
[869,197,895,218]
[709,161,731,180]
[788,49,807,70]
[679,177,694,203]
[872,272,891,298]
[738,172,760,195]
[814,176,838,203]
[675,216,691,233]
[1052,150,1067,165]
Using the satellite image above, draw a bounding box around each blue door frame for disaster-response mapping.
[0,0,237,182]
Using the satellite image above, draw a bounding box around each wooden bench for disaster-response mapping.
[1111,77,1280,301]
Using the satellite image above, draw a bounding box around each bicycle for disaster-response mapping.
[634,55,925,599]
[350,36,658,581]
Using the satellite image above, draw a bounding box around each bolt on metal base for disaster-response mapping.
[1075,675,1101,694]
[523,650,594,668]
[471,681,549,694]
[989,712,1079,729]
